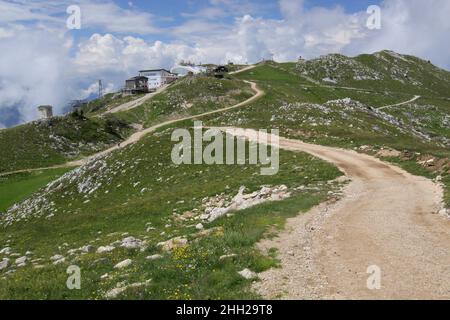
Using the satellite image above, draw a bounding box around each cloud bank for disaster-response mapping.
[0,0,449,127]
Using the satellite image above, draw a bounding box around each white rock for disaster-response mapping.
[50,254,64,261]
[97,245,115,253]
[50,255,65,264]
[219,254,237,261]
[146,254,163,261]
[0,258,9,270]
[0,247,11,255]
[157,237,188,252]
[195,223,204,230]
[80,245,95,253]
[120,237,145,250]
[238,268,258,280]
[114,259,132,269]
[53,258,66,265]
[15,256,27,265]
[105,280,151,299]
[105,287,127,299]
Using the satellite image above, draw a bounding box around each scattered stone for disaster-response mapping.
[238,268,258,280]
[97,245,115,253]
[157,237,188,252]
[205,185,291,222]
[146,254,163,261]
[120,237,146,250]
[0,247,11,255]
[114,259,132,269]
[50,255,65,265]
[195,223,204,230]
[100,273,109,280]
[219,254,237,261]
[80,245,95,253]
[0,258,9,270]
[15,256,27,265]
[105,280,151,299]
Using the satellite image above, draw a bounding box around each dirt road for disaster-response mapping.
[377,95,421,110]
[103,84,171,114]
[218,128,450,300]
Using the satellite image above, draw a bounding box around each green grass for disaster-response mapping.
[0,113,131,173]
[0,123,341,299]
[1,51,449,299]
[209,62,450,206]
[114,77,254,129]
[0,168,72,212]
[80,92,145,115]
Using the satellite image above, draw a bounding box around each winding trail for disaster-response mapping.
[377,95,421,110]
[102,84,172,114]
[0,81,263,177]
[216,128,450,300]
[229,65,257,75]
[3,66,449,299]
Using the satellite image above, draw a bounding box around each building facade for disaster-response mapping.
[125,76,149,93]
[138,69,177,90]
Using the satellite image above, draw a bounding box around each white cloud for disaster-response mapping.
[344,0,450,68]
[1,0,450,128]
[0,29,76,124]
[80,1,161,35]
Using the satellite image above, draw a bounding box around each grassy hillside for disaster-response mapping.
[0,168,72,212]
[0,123,341,299]
[78,92,145,115]
[0,113,131,173]
[1,51,449,299]
[208,61,450,206]
[295,50,450,98]
[114,77,254,128]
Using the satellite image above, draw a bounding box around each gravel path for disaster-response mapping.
[218,128,450,299]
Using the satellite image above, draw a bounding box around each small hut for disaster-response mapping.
[37,105,53,119]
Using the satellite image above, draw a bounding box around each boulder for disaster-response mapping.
[80,245,95,253]
[0,247,11,255]
[114,259,132,269]
[0,258,9,270]
[15,256,27,265]
[146,254,163,261]
[96,245,115,254]
[219,254,237,261]
[120,237,145,250]
[238,268,258,280]
[157,237,188,252]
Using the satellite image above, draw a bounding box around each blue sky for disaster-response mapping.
[68,0,383,43]
[0,0,449,127]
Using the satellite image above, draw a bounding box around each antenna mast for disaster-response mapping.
[98,79,104,98]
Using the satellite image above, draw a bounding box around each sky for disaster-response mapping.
[1,0,450,128]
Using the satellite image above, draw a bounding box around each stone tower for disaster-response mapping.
[37,105,53,119]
